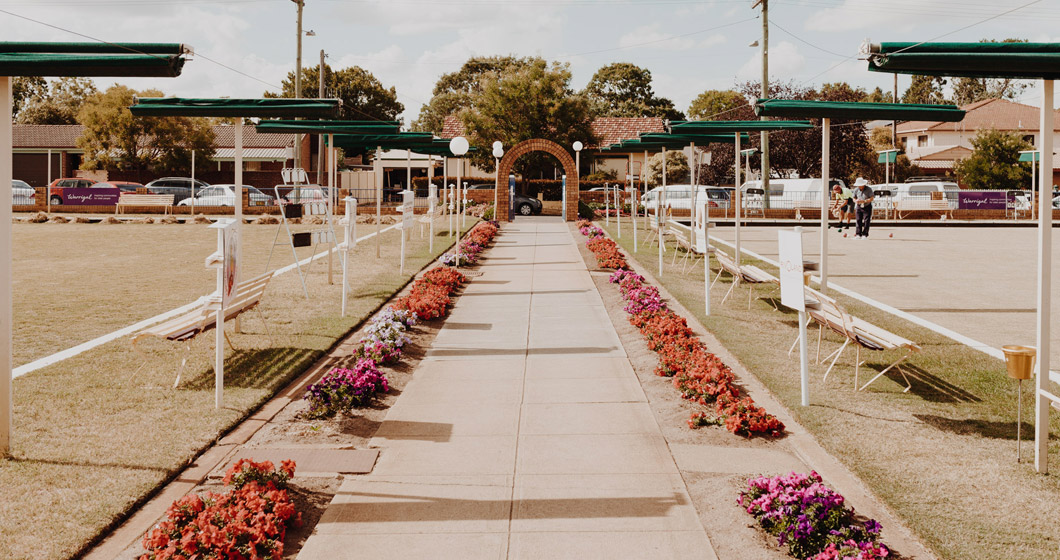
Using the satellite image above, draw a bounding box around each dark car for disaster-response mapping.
[90,181,143,193]
[47,177,95,205]
[512,193,542,216]
[144,177,210,205]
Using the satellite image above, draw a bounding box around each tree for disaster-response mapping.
[954,128,1031,190]
[412,55,537,134]
[856,127,922,183]
[582,62,684,120]
[952,38,1030,107]
[77,85,215,174]
[643,150,689,187]
[862,86,890,103]
[266,64,403,122]
[902,75,949,105]
[687,89,748,121]
[16,77,97,125]
[460,59,596,177]
[12,77,46,119]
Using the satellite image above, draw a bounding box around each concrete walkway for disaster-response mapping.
[297,217,717,560]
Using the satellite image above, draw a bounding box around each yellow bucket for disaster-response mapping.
[1002,345,1036,380]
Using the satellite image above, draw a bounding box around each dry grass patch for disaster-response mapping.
[0,217,472,560]
[602,220,1060,560]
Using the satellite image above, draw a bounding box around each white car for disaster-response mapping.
[12,180,35,205]
[178,184,274,207]
[641,184,732,211]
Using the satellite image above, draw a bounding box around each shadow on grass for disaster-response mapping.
[913,413,1043,440]
[7,455,173,473]
[182,346,319,391]
[868,362,982,403]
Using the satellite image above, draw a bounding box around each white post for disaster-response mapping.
[820,118,830,294]
[190,149,196,216]
[702,199,711,317]
[659,148,667,276]
[342,196,354,317]
[575,150,581,222]
[233,121,244,332]
[213,224,225,409]
[734,133,742,266]
[616,183,621,238]
[0,76,12,455]
[1032,153,1037,222]
[428,184,437,253]
[375,145,382,258]
[631,179,637,252]
[46,149,52,213]
[1035,78,1054,474]
[885,155,890,184]
[459,158,465,229]
[448,184,454,238]
[605,183,611,226]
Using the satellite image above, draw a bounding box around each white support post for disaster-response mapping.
[375,145,382,258]
[1035,78,1054,474]
[659,148,667,276]
[820,118,830,294]
[0,76,12,455]
[233,121,244,332]
[341,196,356,317]
[701,200,711,317]
[46,149,52,213]
[459,158,465,229]
[734,133,742,266]
[190,150,196,216]
[616,183,621,238]
[605,183,611,226]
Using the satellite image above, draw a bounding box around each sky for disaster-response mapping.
[3,0,1060,126]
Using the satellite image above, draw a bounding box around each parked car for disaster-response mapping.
[641,184,733,211]
[465,184,494,190]
[145,177,210,204]
[12,180,34,205]
[512,193,542,216]
[46,177,95,205]
[89,181,143,193]
[177,184,274,207]
[281,185,332,204]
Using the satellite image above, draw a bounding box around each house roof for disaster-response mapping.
[211,147,292,161]
[440,115,665,149]
[907,144,973,160]
[896,98,1060,134]
[12,124,294,150]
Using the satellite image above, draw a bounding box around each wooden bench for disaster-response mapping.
[666,221,712,273]
[895,198,950,219]
[131,271,275,386]
[794,199,821,220]
[710,249,779,309]
[802,287,919,392]
[116,193,174,215]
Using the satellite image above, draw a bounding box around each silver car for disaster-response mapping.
[12,180,35,205]
[177,184,274,207]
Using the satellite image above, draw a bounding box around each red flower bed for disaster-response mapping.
[585,237,628,270]
[716,395,785,438]
[392,266,466,320]
[141,459,300,560]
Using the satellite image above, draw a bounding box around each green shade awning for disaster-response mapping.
[0,42,187,77]
[329,133,439,151]
[1020,151,1041,162]
[670,120,813,133]
[255,119,401,135]
[639,132,751,144]
[131,98,340,118]
[877,150,898,163]
[402,139,480,157]
[867,42,1060,80]
[755,99,964,121]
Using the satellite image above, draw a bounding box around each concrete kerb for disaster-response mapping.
[81,219,477,560]
[583,222,937,560]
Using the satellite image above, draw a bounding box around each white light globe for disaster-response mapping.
[572,141,583,152]
[493,146,504,158]
[449,136,469,156]
[492,140,503,150]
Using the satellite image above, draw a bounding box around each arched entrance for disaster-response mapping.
[495,139,579,222]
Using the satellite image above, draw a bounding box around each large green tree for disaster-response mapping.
[12,77,46,120]
[954,128,1031,190]
[643,150,689,187]
[582,62,683,120]
[902,75,949,105]
[952,39,1030,107]
[687,89,748,121]
[77,85,215,174]
[460,59,596,177]
[16,77,97,125]
[412,55,537,134]
[266,64,403,122]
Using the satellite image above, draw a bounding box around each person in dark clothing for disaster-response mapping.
[852,177,874,238]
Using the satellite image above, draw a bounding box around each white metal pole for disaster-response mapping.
[575,150,580,222]
[376,145,382,258]
[233,122,244,332]
[605,183,610,226]
[0,76,12,455]
[494,156,499,215]
[213,227,225,409]
[1032,154,1037,222]
[190,150,196,216]
[734,133,742,266]
[796,225,809,406]
[459,158,465,228]
[659,148,667,276]
[821,118,830,294]
[46,149,51,213]
[703,199,711,317]
[616,183,621,238]
[406,150,412,241]
[1035,78,1054,474]
[342,197,352,317]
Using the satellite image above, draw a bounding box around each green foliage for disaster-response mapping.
[862,86,890,103]
[902,75,950,105]
[861,128,922,183]
[16,77,97,125]
[585,168,618,181]
[954,128,1032,190]
[266,64,403,122]
[412,55,538,134]
[582,62,684,120]
[952,38,1030,107]
[460,59,596,177]
[687,89,748,121]
[644,150,689,187]
[77,85,215,174]
[12,76,46,119]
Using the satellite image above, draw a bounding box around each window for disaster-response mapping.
[768,182,784,196]
[910,186,933,195]
[917,135,928,147]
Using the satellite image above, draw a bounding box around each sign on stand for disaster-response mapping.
[778,227,810,406]
[341,197,357,317]
[206,219,238,409]
[398,190,414,274]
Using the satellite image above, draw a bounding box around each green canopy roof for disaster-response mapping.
[402,139,480,157]
[1019,151,1041,162]
[670,120,813,133]
[256,119,401,135]
[867,42,1060,80]
[130,98,340,118]
[0,42,187,77]
[754,99,964,122]
[329,132,437,151]
[638,132,750,144]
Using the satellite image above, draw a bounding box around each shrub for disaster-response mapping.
[578,199,595,220]
[302,360,389,418]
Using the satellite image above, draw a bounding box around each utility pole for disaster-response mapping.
[293,0,304,172]
[317,49,325,185]
[756,0,770,206]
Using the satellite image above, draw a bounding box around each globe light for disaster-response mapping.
[572,141,583,152]
[449,136,469,156]
[492,140,503,151]
[493,145,504,158]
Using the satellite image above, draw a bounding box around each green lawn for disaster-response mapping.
[602,220,1060,560]
[0,217,472,560]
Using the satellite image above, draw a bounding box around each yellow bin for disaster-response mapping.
[1002,345,1036,380]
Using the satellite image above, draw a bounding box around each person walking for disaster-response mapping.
[831,183,854,232]
[852,177,875,239]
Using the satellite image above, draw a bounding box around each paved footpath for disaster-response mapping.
[297,216,718,559]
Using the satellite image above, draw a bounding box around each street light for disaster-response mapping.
[449,136,469,233]
[572,141,583,222]
[492,141,504,218]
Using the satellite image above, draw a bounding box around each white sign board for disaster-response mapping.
[208,219,239,308]
[693,201,709,253]
[778,229,805,311]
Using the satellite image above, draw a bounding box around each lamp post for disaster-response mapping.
[292,0,304,170]
[449,137,469,259]
[572,141,583,222]
[492,141,504,217]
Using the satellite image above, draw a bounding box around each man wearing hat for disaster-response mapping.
[852,177,875,238]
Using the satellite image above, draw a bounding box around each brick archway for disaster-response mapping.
[495,139,579,222]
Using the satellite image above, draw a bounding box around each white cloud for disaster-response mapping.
[618,24,727,52]
[737,41,805,82]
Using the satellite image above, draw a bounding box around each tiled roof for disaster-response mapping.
[897,98,1060,134]
[441,115,465,139]
[211,147,292,160]
[590,117,665,148]
[13,124,293,149]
